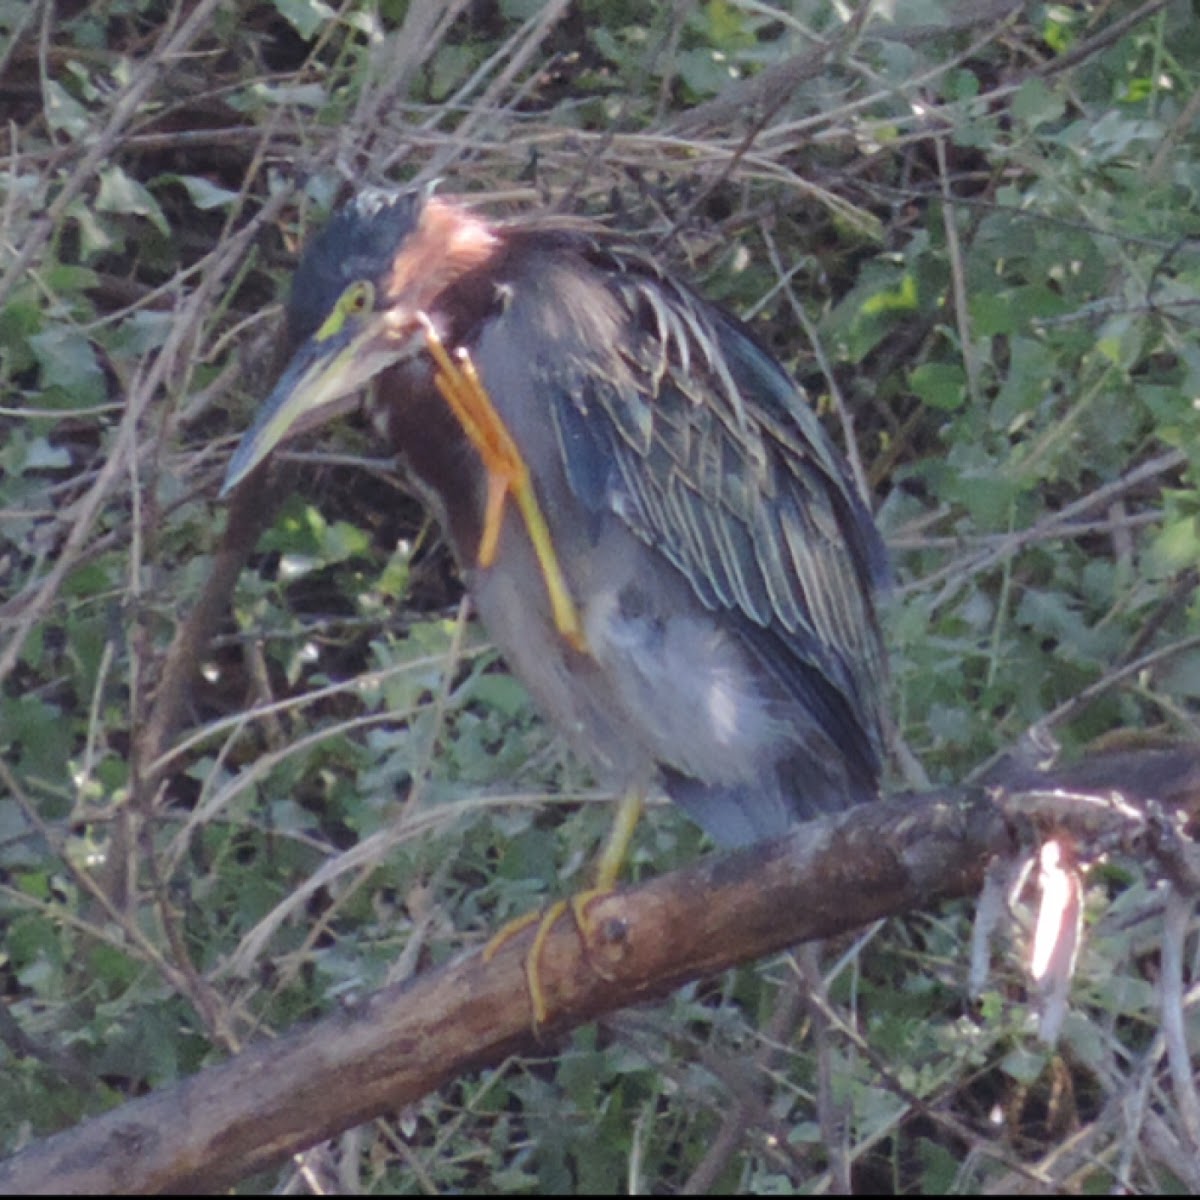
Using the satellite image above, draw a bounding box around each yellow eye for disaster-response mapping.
[343,280,375,315]
[315,280,375,341]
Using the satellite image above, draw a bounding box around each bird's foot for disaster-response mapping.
[483,888,623,1029]
[483,790,644,1028]
[566,886,629,982]
[483,900,570,1029]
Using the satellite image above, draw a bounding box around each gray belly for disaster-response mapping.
[466,511,819,845]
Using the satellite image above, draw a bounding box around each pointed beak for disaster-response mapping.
[221,311,423,497]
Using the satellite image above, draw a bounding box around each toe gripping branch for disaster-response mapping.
[483,791,645,1029]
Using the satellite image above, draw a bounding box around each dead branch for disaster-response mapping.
[1,746,1196,1195]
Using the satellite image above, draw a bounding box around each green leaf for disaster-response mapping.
[1,695,68,779]
[918,1137,962,1193]
[22,437,72,470]
[469,674,530,718]
[28,325,104,400]
[909,361,966,411]
[271,0,337,40]
[1148,502,1200,572]
[430,44,477,101]
[1001,1045,1048,1085]
[43,79,90,138]
[992,336,1056,425]
[175,174,243,211]
[322,519,370,562]
[1012,78,1066,130]
[1159,649,1200,698]
[111,310,174,357]
[861,271,918,316]
[676,49,737,100]
[95,166,169,235]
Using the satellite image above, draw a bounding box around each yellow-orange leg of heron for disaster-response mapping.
[417,313,587,654]
[483,789,645,1027]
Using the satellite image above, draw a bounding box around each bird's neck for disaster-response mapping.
[372,359,487,566]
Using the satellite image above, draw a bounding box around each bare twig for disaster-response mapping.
[1160,887,1200,1151]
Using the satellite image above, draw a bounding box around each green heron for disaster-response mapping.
[223,189,888,1016]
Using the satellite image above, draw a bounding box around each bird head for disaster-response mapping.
[221,189,498,495]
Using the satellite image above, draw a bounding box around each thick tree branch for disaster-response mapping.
[1,749,1197,1195]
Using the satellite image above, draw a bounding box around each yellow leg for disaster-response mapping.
[482,788,645,1028]
[478,472,508,569]
[418,314,587,653]
[592,789,644,892]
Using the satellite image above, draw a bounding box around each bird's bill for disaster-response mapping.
[220,313,423,496]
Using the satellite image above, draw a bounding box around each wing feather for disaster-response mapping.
[537,243,886,742]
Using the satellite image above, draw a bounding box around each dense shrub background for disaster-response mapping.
[1,0,1198,1191]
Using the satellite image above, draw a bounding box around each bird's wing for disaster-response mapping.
[541,256,887,725]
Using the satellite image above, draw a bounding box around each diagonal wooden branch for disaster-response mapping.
[1,750,1197,1195]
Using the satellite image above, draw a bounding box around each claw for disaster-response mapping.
[482,900,574,1028]
[481,789,646,1029]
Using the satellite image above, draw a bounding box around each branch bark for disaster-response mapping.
[2,749,1197,1195]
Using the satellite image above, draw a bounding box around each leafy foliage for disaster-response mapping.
[1,0,1198,1192]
